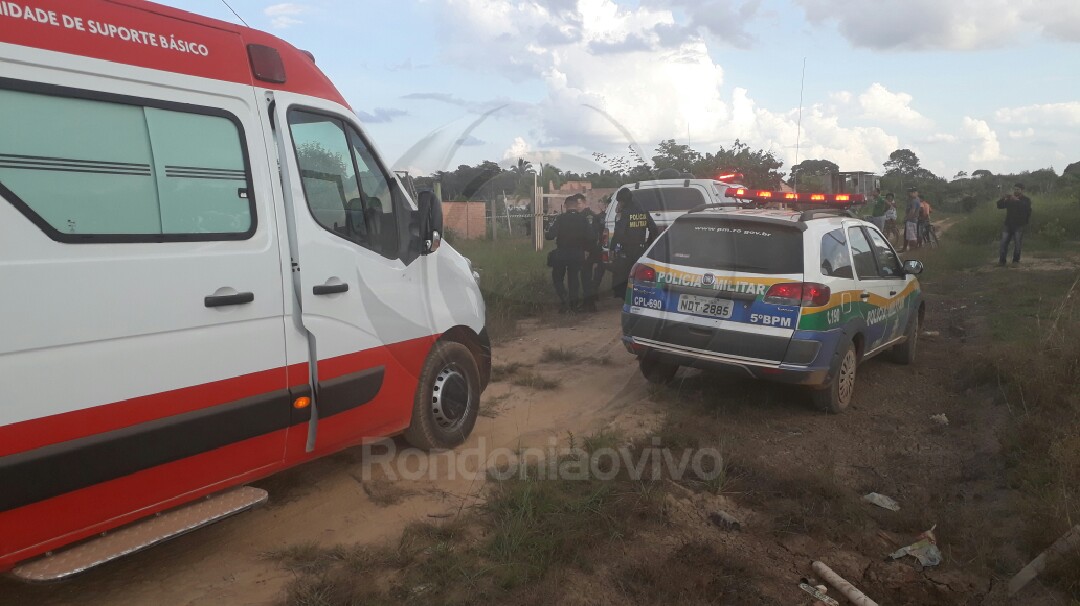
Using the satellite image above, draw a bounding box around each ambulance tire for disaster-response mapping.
[405,341,481,451]
[639,355,679,385]
[811,338,856,414]
[888,313,919,365]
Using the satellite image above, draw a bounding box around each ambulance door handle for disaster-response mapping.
[204,292,255,308]
[889,290,897,296]
[859,292,871,300]
[313,282,349,295]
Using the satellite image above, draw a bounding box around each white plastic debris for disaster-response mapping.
[890,526,943,567]
[863,492,901,512]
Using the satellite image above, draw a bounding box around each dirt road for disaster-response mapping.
[0,312,662,606]
[3,260,1074,604]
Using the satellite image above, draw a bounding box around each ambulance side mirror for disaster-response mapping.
[903,259,924,275]
[416,190,443,255]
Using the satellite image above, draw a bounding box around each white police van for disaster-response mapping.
[600,176,747,262]
[621,193,925,413]
[0,0,488,581]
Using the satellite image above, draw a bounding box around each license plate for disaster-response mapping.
[677,294,733,318]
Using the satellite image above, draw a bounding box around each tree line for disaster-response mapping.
[415,140,1079,213]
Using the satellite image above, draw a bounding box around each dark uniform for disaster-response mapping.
[546,201,591,312]
[580,202,605,312]
[609,189,658,300]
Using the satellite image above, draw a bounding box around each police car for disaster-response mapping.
[621,191,925,412]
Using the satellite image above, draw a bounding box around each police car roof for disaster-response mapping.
[679,207,858,231]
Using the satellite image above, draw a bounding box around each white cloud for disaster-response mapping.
[795,0,1080,50]
[857,83,931,128]
[264,3,308,29]
[1008,128,1035,139]
[962,117,1003,163]
[995,102,1080,126]
[924,133,958,143]
[432,0,903,173]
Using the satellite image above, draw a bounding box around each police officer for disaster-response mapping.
[576,194,604,312]
[609,188,658,300]
[546,195,591,312]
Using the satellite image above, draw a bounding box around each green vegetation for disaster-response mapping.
[268,432,720,606]
[450,238,551,340]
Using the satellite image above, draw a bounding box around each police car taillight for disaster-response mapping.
[764,282,831,307]
[630,264,657,284]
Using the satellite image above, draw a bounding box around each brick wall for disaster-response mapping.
[441,201,487,239]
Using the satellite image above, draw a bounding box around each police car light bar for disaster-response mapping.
[724,188,866,205]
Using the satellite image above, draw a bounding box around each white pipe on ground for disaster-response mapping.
[811,561,879,606]
[1008,524,1080,596]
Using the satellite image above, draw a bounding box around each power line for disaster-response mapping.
[220,0,249,27]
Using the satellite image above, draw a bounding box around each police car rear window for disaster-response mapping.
[650,219,803,274]
[628,187,706,212]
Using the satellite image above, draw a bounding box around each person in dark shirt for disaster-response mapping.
[997,182,1033,266]
[609,188,659,300]
[577,194,604,312]
[546,195,590,312]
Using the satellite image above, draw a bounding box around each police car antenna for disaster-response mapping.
[220,0,250,27]
[793,57,806,195]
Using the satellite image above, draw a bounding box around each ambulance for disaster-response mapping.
[0,0,490,581]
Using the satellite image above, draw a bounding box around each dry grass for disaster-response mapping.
[510,371,561,391]
[539,346,579,363]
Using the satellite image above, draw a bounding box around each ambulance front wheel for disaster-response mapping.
[405,341,480,451]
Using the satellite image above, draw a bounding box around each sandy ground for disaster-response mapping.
[3,251,1075,604]
[0,310,661,606]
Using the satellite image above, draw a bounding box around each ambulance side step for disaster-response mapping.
[12,486,268,583]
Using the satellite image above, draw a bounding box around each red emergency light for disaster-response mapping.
[715,172,744,183]
[724,188,866,206]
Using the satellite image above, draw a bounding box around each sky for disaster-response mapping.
[169,0,1079,180]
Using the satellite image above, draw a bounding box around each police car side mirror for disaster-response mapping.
[903,259,924,275]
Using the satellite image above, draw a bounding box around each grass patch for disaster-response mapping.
[361,479,414,507]
[958,261,1080,598]
[949,192,1080,252]
[510,371,561,391]
[479,393,510,418]
[539,346,579,363]
[272,431,678,605]
[451,238,553,341]
[491,362,526,382]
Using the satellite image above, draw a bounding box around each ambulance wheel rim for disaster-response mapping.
[431,366,471,430]
[838,348,856,404]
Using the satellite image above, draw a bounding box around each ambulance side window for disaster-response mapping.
[287,109,398,258]
[847,227,879,280]
[820,228,854,279]
[0,87,254,241]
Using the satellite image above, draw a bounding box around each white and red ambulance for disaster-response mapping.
[0,0,490,581]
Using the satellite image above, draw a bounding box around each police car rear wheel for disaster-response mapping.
[639,355,679,385]
[405,341,480,451]
[812,340,856,414]
[888,313,919,365]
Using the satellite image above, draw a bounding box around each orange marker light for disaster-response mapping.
[784,193,797,200]
[810,194,826,201]
[835,194,851,202]
[293,397,311,410]
[757,191,773,198]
